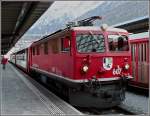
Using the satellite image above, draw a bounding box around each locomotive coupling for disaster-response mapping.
[125,75,134,79]
[120,75,133,88]
[119,76,131,89]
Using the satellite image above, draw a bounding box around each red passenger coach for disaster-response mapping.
[10,16,133,108]
[129,32,149,90]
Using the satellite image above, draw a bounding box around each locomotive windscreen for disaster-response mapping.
[76,34,105,52]
[108,35,129,51]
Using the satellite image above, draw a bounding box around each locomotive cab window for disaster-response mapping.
[61,36,71,52]
[108,35,129,51]
[76,34,105,53]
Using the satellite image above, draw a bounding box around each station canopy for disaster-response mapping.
[2,1,53,55]
[112,16,149,33]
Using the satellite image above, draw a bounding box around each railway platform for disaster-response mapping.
[119,91,149,114]
[0,63,82,115]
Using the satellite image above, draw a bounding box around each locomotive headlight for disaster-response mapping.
[125,64,130,70]
[82,65,89,72]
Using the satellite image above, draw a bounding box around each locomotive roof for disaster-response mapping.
[71,26,128,33]
[32,26,128,46]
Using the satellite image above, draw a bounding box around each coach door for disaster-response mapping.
[131,44,137,81]
[137,42,148,85]
[137,44,142,83]
[142,42,149,85]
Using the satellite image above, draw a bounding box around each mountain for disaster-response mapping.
[76,1,148,26]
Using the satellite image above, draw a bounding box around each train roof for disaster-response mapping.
[71,26,128,33]
[129,32,149,40]
[31,26,128,46]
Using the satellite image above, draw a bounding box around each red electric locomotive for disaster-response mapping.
[129,32,149,90]
[10,16,133,108]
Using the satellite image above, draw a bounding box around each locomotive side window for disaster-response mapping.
[52,39,60,53]
[44,42,48,54]
[76,34,105,52]
[36,45,40,55]
[108,35,129,51]
[32,47,35,55]
[61,36,70,52]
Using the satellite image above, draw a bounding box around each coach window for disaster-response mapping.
[138,44,141,62]
[44,42,48,54]
[143,43,145,62]
[32,47,35,55]
[141,44,143,62]
[131,45,135,61]
[61,36,70,52]
[145,43,147,62]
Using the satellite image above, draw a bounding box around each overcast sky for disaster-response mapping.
[30,1,104,30]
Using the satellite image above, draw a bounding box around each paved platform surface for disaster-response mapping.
[120,91,149,114]
[1,63,82,115]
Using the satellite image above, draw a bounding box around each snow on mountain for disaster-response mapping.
[76,1,148,26]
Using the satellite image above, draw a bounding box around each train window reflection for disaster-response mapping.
[76,34,105,53]
[108,35,129,51]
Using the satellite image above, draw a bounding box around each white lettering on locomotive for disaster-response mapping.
[113,65,122,75]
